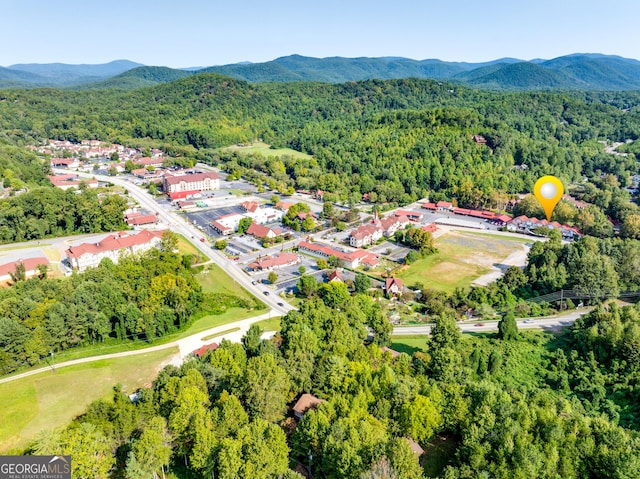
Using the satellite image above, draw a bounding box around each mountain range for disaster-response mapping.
[2,54,640,91]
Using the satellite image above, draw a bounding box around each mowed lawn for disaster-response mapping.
[0,347,178,453]
[396,231,527,292]
[220,141,312,160]
[197,263,256,301]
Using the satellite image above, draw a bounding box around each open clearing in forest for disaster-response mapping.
[396,230,530,292]
[0,348,178,453]
[220,141,312,160]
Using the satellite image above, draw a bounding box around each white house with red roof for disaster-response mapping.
[385,277,404,296]
[508,215,581,239]
[65,230,166,272]
[246,222,283,240]
[0,257,50,282]
[240,201,261,213]
[349,212,409,247]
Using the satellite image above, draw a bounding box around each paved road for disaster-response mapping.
[392,309,587,336]
[0,310,276,385]
[58,169,294,317]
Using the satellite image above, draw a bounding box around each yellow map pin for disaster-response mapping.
[534,176,564,221]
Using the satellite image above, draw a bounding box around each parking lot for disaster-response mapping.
[184,205,246,236]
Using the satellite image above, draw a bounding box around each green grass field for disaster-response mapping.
[175,233,205,262]
[220,141,312,160]
[396,231,528,292]
[0,348,178,453]
[253,316,282,332]
[390,335,428,355]
[197,264,256,301]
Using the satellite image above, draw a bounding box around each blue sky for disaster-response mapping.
[2,0,639,67]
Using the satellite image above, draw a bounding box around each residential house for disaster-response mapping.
[292,393,323,420]
[65,230,165,272]
[405,438,425,457]
[246,222,282,240]
[380,346,401,358]
[422,202,437,211]
[422,223,437,233]
[240,201,260,213]
[472,134,488,145]
[385,277,404,296]
[327,270,344,282]
[275,201,293,212]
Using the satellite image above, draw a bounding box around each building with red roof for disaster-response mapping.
[246,222,282,240]
[163,171,220,194]
[395,209,423,222]
[48,174,98,190]
[0,257,50,282]
[385,277,404,296]
[65,230,165,272]
[298,241,379,269]
[249,252,299,271]
[241,201,260,213]
[192,342,218,357]
[125,213,159,227]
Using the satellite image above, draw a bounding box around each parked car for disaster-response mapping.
[263,291,270,296]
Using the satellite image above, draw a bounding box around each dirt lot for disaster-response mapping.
[397,230,531,292]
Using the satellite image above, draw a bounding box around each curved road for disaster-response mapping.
[0,308,589,385]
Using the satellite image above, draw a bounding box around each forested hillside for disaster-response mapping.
[23,293,640,478]
[1,74,640,212]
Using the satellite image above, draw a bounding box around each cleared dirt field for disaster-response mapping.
[397,230,530,292]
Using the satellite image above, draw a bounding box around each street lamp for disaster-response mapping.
[50,350,55,372]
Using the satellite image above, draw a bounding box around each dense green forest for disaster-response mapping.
[2,75,640,213]
[0,186,129,243]
[23,293,640,478]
